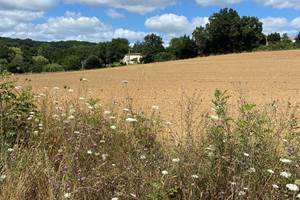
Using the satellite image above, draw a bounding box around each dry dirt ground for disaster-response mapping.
[17,50,300,122]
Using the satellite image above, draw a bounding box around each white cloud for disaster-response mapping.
[195,0,243,6]
[0,0,58,11]
[0,12,146,42]
[192,17,209,28]
[0,10,44,21]
[64,0,175,14]
[105,9,125,19]
[145,13,208,34]
[291,18,300,29]
[261,17,299,35]
[256,0,300,10]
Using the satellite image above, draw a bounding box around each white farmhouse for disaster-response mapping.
[122,53,142,65]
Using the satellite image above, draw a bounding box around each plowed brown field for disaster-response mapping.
[18,50,300,121]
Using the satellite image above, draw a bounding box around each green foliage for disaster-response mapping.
[281,33,292,43]
[267,32,281,44]
[31,55,50,72]
[0,71,37,146]
[140,34,165,63]
[169,35,198,59]
[61,55,82,71]
[192,26,210,55]
[295,32,300,43]
[105,38,129,64]
[83,55,104,69]
[0,37,130,73]
[42,63,64,72]
[153,51,175,62]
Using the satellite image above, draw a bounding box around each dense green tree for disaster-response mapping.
[206,8,242,54]
[281,33,292,43]
[153,51,175,62]
[192,26,210,55]
[295,32,300,43]
[106,38,129,64]
[0,59,8,71]
[169,35,198,59]
[267,32,281,44]
[62,55,82,71]
[43,63,64,72]
[94,43,107,65]
[7,47,25,73]
[140,34,165,63]
[240,16,265,50]
[131,41,144,53]
[0,44,10,59]
[83,55,104,69]
[32,55,50,72]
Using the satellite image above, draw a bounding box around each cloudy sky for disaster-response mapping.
[1,0,300,43]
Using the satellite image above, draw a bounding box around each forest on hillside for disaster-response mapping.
[1,8,300,74]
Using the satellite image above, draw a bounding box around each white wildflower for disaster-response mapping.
[68,89,74,93]
[102,154,108,161]
[238,191,246,196]
[104,111,111,115]
[0,175,6,181]
[172,158,180,163]
[280,158,292,164]
[140,155,146,160]
[123,108,130,112]
[272,184,279,189]
[280,171,292,178]
[126,118,137,122]
[191,175,199,179]
[111,198,118,200]
[64,192,71,198]
[267,169,275,174]
[68,115,75,120]
[100,140,105,143]
[248,167,256,173]
[87,150,93,155]
[286,184,299,192]
[210,115,219,120]
[109,116,116,119]
[79,97,85,100]
[110,125,116,130]
[152,105,159,110]
[243,153,250,157]
[130,193,137,198]
[81,77,88,82]
[161,170,168,175]
[7,148,14,152]
[229,181,236,186]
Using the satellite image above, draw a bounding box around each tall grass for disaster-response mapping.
[0,72,299,199]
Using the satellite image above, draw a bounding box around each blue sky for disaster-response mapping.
[0,0,300,44]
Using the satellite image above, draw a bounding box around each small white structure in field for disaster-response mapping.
[122,53,142,65]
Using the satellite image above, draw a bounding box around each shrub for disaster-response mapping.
[0,71,37,146]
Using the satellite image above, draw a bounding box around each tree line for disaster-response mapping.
[1,8,300,73]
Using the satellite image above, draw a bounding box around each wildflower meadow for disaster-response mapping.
[0,71,299,200]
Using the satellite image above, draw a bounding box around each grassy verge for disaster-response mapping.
[0,72,299,199]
